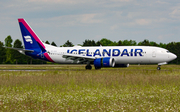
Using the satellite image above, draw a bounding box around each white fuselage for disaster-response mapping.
[44,44,176,65]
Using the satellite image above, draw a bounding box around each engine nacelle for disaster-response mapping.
[94,57,115,68]
[114,64,129,68]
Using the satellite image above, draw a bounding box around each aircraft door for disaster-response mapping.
[152,49,156,57]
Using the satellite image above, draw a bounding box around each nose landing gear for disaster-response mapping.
[157,62,167,70]
[157,65,161,70]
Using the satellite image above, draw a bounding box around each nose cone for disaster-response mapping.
[169,53,177,61]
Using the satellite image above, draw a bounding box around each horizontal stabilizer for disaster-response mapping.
[5,47,34,52]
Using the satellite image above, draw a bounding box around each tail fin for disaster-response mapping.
[18,18,45,51]
[18,18,54,62]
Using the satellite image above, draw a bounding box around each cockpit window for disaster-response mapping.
[167,51,170,53]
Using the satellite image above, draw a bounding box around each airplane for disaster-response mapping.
[7,18,177,70]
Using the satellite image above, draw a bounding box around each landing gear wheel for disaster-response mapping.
[157,66,161,70]
[85,65,92,70]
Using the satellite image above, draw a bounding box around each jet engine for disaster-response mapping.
[94,57,115,69]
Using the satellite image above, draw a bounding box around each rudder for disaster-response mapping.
[18,18,45,50]
[18,18,54,62]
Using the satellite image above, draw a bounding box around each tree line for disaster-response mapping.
[0,35,179,64]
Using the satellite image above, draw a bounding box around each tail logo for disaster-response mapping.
[24,36,33,44]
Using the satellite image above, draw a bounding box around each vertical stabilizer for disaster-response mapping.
[18,18,45,50]
[18,18,54,62]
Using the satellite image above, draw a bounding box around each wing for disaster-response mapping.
[62,53,96,64]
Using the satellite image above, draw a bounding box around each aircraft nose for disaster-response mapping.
[169,53,177,60]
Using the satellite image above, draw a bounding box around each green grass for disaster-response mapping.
[0,65,180,111]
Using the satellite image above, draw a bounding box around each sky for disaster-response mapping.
[0,0,180,46]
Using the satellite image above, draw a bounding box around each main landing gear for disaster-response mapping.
[85,64,92,70]
[85,65,101,70]
[157,65,161,70]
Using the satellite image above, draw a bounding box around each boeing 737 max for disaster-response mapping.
[7,18,177,70]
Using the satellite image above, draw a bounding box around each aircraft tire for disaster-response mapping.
[157,66,161,70]
[85,65,92,70]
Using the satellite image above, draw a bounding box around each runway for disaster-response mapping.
[0,69,177,72]
[0,69,86,71]
[0,69,47,71]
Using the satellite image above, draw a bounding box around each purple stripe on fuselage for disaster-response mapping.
[44,53,55,62]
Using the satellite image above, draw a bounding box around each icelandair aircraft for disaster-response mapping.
[8,18,177,70]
